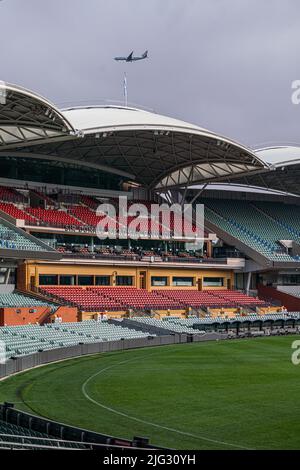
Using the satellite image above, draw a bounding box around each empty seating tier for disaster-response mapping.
[41,286,182,311]
[69,206,104,227]
[0,291,57,310]
[0,203,36,223]
[154,289,266,308]
[154,290,232,308]
[26,208,83,228]
[0,186,26,203]
[253,201,300,242]
[81,194,100,210]
[89,287,183,310]
[0,320,153,358]
[202,198,297,262]
[0,420,87,449]
[0,221,47,251]
[42,286,123,311]
[131,312,300,333]
[40,286,266,312]
[131,316,201,334]
[0,191,199,238]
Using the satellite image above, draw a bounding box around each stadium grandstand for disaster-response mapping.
[0,81,300,452]
[0,82,299,345]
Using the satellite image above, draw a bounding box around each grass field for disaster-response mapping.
[0,336,300,450]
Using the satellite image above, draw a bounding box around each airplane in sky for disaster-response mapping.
[114,50,148,62]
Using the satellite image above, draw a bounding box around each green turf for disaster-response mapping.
[0,336,300,450]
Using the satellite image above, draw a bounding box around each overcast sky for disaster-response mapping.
[1,0,300,148]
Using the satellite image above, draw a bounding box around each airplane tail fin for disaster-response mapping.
[143,50,148,58]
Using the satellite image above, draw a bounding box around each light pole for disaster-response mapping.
[123,72,128,107]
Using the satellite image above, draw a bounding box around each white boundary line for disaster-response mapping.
[81,354,253,450]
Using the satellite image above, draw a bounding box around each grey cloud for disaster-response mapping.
[1,0,300,148]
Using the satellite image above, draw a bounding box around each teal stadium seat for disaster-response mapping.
[0,320,154,358]
[202,198,297,262]
[0,222,46,251]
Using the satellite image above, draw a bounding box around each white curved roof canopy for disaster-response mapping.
[230,146,300,196]
[63,105,213,134]
[255,146,300,167]
[0,82,75,149]
[0,88,268,189]
[34,105,265,189]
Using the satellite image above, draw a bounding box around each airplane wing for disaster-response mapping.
[126,51,134,61]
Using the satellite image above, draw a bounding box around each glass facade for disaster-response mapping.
[151,276,168,286]
[172,277,194,286]
[0,156,125,191]
[59,275,75,285]
[39,275,58,285]
[95,275,111,286]
[203,277,224,287]
[78,275,94,286]
[116,275,133,286]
